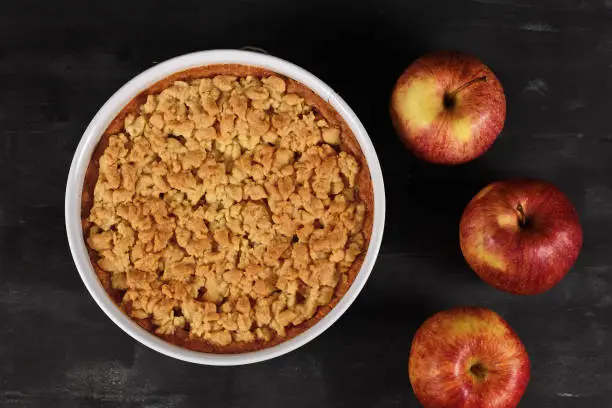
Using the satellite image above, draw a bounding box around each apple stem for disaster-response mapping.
[516,203,528,228]
[447,75,488,100]
[470,363,488,381]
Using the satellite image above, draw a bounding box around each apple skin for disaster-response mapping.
[460,179,583,295]
[409,308,530,408]
[390,51,506,165]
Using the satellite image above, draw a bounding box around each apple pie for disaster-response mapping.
[81,64,374,353]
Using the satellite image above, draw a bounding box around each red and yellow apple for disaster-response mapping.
[460,179,583,295]
[409,307,530,408]
[390,51,506,164]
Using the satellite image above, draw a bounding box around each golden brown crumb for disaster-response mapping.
[87,74,367,347]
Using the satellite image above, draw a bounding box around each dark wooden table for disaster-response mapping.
[2,0,611,406]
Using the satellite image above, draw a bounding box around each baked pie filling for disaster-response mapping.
[82,66,373,352]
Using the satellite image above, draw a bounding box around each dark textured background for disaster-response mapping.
[1,0,612,406]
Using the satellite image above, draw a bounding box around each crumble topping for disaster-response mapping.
[87,74,367,347]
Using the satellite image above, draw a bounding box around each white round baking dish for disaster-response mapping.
[65,50,385,365]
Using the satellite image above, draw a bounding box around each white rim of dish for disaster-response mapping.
[65,50,386,366]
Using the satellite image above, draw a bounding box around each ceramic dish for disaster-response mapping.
[65,50,385,365]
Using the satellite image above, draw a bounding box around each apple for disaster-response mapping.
[460,179,583,295]
[409,307,530,408]
[390,51,506,164]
